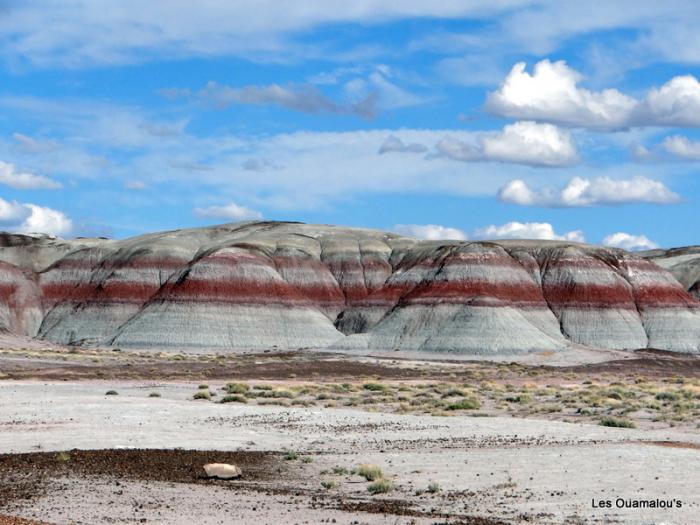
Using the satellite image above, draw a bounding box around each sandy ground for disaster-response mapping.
[0,380,698,524]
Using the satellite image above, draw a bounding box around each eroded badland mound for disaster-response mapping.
[0,221,698,355]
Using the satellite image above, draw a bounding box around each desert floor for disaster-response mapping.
[0,346,698,524]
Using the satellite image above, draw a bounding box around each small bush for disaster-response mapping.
[56,451,70,462]
[148,392,161,398]
[193,390,211,400]
[357,464,383,481]
[226,383,250,394]
[284,451,299,461]
[426,482,440,494]
[655,391,680,402]
[321,480,337,489]
[505,393,532,403]
[445,397,480,410]
[221,394,247,404]
[301,457,313,463]
[105,390,118,396]
[368,478,393,494]
[599,416,636,428]
[198,384,209,390]
[363,383,387,392]
[332,466,349,475]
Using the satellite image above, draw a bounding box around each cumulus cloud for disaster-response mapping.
[378,135,428,154]
[125,181,146,190]
[393,224,467,240]
[436,121,578,167]
[0,161,62,189]
[197,81,376,118]
[487,59,700,129]
[473,221,585,242]
[486,60,635,128]
[193,202,263,221]
[498,176,680,207]
[0,197,72,236]
[603,232,658,251]
[661,135,700,159]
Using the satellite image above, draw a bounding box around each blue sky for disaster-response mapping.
[0,1,699,250]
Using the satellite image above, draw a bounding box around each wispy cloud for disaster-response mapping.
[603,232,658,251]
[498,176,680,207]
[193,202,263,221]
[393,224,467,240]
[0,160,62,189]
[473,221,585,242]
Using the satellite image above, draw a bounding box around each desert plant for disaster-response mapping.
[357,464,383,481]
[445,397,481,410]
[221,394,247,404]
[284,451,299,461]
[426,482,440,493]
[105,390,118,396]
[226,383,250,394]
[321,480,337,489]
[149,392,161,398]
[367,478,393,494]
[193,390,211,400]
[363,383,387,392]
[198,384,209,389]
[56,451,70,462]
[599,416,636,428]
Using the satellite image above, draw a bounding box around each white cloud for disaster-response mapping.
[393,224,467,240]
[661,135,700,159]
[193,202,263,221]
[486,60,636,128]
[0,197,72,236]
[473,221,585,242]
[0,2,533,67]
[487,59,700,129]
[125,181,147,190]
[241,158,282,171]
[637,76,700,127]
[0,160,61,189]
[603,232,658,251]
[498,176,680,207]
[437,121,578,167]
[198,81,376,118]
[378,135,428,154]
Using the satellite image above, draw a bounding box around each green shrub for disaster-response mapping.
[426,482,440,494]
[221,394,247,404]
[226,383,250,394]
[357,464,383,481]
[105,390,118,396]
[505,393,532,403]
[321,480,337,489]
[198,384,209,390]
[148,392,161,398]
[193,390,211,400]
[363,383,387,392]
[655,391,680,402]
[284,451,299,461]
[446,397,480,410]
[368,478,393,494]
[599,416,635,428]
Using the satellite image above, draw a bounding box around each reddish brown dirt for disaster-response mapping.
[0,516,53,525]
[559,349,700,378]
[2,347,699,384]
[0,449,281,507]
